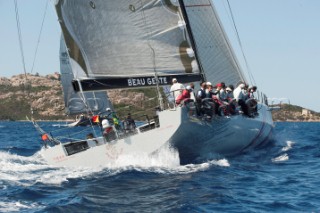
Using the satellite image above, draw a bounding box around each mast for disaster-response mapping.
[178,0,206,82]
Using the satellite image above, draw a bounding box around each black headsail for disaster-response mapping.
[179,0,247,86]
[178,0,206,82]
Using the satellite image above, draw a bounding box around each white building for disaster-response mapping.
[302,109,311,116]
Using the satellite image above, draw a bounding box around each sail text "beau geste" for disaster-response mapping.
[127,77,168,87]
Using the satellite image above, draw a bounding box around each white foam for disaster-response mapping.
[272,153,289,162]
[102,145,181,170]
[0,151,105,186]
[0,201,42,212]
[176,159,230,173]
[281,140,294,152]
[0,144,230,186]
[213,158,230,167]
[98,145,230,174]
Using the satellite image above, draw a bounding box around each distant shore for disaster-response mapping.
[1,119,319,123]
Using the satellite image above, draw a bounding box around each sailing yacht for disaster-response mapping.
[37,0,273,167]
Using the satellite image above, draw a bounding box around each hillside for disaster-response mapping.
[0,73,159,121]
[0,73,64,120]
[0,73,318,122]
[271,104,320,122]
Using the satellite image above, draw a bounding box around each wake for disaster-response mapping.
[0,145,230,186]
[0,151,104,185]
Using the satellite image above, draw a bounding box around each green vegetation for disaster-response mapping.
[113,87,161,121]
[0,84,51,93]
[0,94,64,121]
[0,80,65,120]
[0,97,30,120]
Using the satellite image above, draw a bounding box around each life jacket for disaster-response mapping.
[176,89,190,105]
[125,118,135,130]
[104,127,113,134]
[196,88,206,102]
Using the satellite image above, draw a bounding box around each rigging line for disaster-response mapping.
[226,0,256,86]
[14,0,27,80]
[76,79,97,136]
[30,0,49,74]
[139,1,164,110]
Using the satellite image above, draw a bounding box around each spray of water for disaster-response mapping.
[272,153,289,162]
[0,201,42,213]
[0,144,230,186]
[271,140,294,163]
[281,140,294,152]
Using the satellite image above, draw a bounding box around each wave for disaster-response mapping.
[52,124,69,127]
[0,201,43,212]
[165,158,230,174]
[281,140,294,152]
[72,144,230,175]
[272,153,289,162]
[0,144,230,186]
[269,140,294,163]
[0,151,105,186]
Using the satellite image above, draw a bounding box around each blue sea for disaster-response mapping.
[0,121,319,212]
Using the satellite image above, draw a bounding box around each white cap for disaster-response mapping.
[186,85,192,91]
[206,82,212,86]
[106,108,111,112]
[226,87,232,91]
[172,78,177,83]
[102,119,111,129]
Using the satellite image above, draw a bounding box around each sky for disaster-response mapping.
[0,0,319,112]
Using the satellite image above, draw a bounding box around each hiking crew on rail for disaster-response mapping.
[170,79,258,118]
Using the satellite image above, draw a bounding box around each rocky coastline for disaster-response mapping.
[0,73,319,122]
[0,73,156,121]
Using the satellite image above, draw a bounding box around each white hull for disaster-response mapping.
[40,109,181,167]
[40,103,273,167]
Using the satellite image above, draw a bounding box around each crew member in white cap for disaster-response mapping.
[226,87,234,100]
[170,78,185,102]
[233,83,246,101]
[233,83,248,115]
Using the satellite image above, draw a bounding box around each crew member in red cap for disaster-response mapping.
[211,82,232,115]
